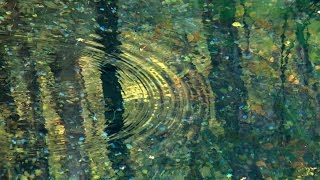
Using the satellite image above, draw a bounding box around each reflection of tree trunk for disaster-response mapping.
[203,0,262,178]
[294,3,320,139]
[274,13,291,146]
[296,24,313,86]
[0,1,50,178]
[0,52,18,179]
[0,42,50,179]
[95,0,134,176]
[0,2,18,173]
[17,43,50,179]
[240,0,251,59]
[203,0,248,132]
[49,50,90,179]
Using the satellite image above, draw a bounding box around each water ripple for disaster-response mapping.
[106,37,216,145]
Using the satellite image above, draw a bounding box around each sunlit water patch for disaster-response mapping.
[109,44,216,139]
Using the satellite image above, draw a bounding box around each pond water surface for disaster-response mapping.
[0,0,320,179]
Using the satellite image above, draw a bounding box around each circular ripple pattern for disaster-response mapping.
[107,45,216,143]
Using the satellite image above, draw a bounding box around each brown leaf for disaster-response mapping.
[262,143,274,150]
[256,160,267,167]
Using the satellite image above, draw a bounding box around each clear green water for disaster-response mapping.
[0,0,319,179]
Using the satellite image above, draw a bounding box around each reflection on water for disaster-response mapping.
[0,0,320,179]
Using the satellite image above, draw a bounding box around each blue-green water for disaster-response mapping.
[0,0,319,179]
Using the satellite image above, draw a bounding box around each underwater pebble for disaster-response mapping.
[126,144,133,149]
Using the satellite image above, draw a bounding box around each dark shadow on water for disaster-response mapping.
[101,64,124,135]
[95,0,134,177]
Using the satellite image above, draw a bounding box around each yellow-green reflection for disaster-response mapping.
[0,109,14,179]
[35,52,68,179]
[0,0,116,178]
[78,53,116,179]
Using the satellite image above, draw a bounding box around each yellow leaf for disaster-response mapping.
[288,74,295,82]
[293,79,299,85]
[269,57,274,62]
[232,22,242,27]
[288,74,299,85]
[285,41,291,46]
